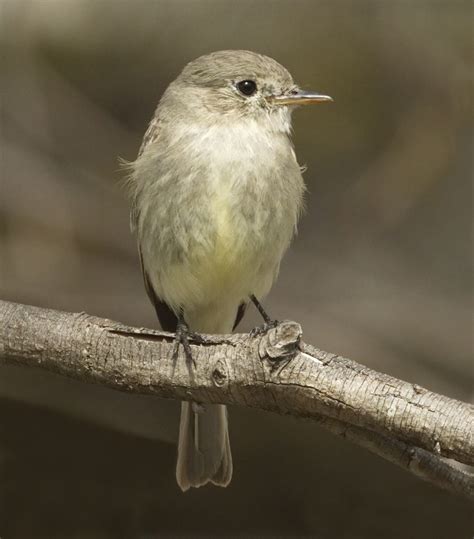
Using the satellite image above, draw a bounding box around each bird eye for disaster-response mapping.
[236,80,257,97]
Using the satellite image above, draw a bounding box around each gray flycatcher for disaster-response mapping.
[127,50,332,491]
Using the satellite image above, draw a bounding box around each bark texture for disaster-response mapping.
[1,300,472,500]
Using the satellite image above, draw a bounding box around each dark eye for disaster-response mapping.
[237,80,257,96]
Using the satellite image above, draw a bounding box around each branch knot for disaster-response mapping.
[212,360,228,387]
[258,321,302,366]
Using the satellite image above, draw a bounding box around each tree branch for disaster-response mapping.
[1,300,472,500]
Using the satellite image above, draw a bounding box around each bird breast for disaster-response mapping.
[136,120,304,312]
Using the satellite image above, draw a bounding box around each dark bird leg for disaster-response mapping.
[172,310,195,365]
[249,294,279,336]
[172,309,209,365]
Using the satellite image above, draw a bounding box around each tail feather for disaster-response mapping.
[176,401,232,491]
[144,297,237,491]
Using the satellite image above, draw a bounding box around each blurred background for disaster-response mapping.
[0,0,472,537]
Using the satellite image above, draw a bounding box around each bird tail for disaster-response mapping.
[176,401,232,491]
[174,305,239,491]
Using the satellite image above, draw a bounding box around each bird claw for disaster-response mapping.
[172,321,198,366]
[250,319,279,337]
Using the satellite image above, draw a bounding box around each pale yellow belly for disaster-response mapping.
[154,189,280,326]
[193,194,252,296]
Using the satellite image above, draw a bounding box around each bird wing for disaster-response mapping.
[138,114,161,158]
[138,244,179,332]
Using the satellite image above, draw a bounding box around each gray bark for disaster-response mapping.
[0,299,472,500]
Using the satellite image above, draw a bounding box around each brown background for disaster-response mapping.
[0,1,472,537]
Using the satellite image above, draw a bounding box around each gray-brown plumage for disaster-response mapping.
[127,50,331,491]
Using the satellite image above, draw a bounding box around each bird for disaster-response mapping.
[126,50,332,491]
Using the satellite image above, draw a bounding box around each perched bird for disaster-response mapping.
[127,50,332,491]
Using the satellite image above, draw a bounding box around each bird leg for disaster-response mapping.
[249,294,279,336]
[172,310,205,365]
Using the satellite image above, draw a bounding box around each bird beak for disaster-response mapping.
[269,90,333,106]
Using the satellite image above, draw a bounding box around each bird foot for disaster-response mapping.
[172,318,204,366]
[250,319,279,337]
[249,294,278,336]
